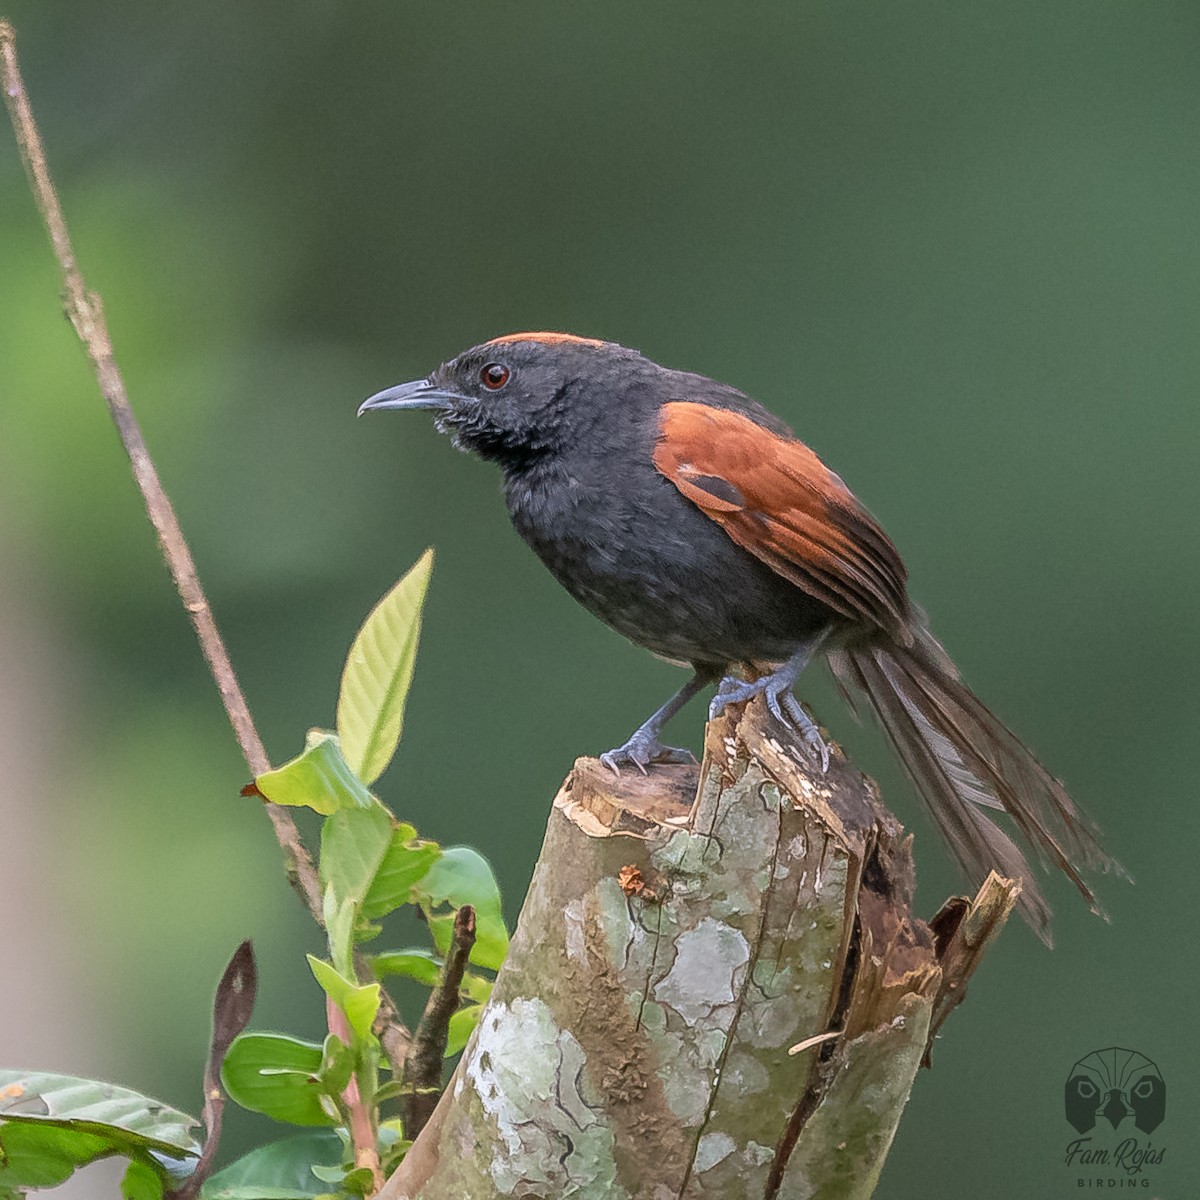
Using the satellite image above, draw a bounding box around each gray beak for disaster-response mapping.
[357,378,467,417]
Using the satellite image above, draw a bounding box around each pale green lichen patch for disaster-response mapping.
[756,833,851,1021]
[683,775,786,922]
[591,875,643,965]
[653,826,711,876]
[464,996,629,1198]
[636,914,748,1125]
[694,1130,736,1173]
[723,1051,771,1096]
[695,1027,727,1067]
[743,1140,775,1168]
[659,1044,712,1125]
[635,997,666,1036]
[563,895,587,964]
[654,917,750,1025]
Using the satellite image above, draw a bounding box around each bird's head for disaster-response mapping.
[359,332,648,466]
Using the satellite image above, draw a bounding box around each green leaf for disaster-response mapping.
[336,550,434,785]
[320,802,394,907]
[317,1036,354,1099]
[368,948,442,987]
[0,1121,111,1189]
[461,972,494,1006]
[364,825,446,916]
[0,1070,198,1193]
[306,958,380,1045]
[322,889,356,979]
[0,1071,200,1158]
[416,847,510,971]
[445,1005,483,1057]
[369,952,491,1010]
[360,825,441,920]
[199,1131,344,1199]
[122,1157,165,1200]
[377,1119,412,1172]
[255,732,372,815]
[308,1164,345,1184]
[220,1035,333,1127]
[367,1080,405,1105]
[310,1159,376,1193]
[339,1165,377,1196]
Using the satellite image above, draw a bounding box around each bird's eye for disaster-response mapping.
[480,362,510,390]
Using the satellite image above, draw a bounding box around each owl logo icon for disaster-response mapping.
[1064,1048,1165,1136]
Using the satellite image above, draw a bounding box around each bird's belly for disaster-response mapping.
[518,508,837,667]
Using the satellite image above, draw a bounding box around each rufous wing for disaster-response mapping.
[653,401,911,641]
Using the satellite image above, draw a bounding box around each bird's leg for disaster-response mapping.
[709,634,832,772]
[600,668,718,776]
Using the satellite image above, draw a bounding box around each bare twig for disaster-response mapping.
[0,22,412,1067]
[400,905,476,1140]
[0,21,319,917]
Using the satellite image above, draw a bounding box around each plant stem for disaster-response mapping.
[399,905,476,1140]
[327,996,385,1196]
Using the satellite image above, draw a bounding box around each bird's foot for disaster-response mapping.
[709,673,830,773]
[600,729,696,777]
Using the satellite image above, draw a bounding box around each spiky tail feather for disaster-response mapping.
[827,627,1119,944]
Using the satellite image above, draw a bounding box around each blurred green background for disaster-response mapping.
[1,3,1197,1196]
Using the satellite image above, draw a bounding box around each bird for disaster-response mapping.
[359,331,1117,941]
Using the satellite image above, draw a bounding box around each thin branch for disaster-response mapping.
[0,22,412,1067]
[0,21,319,917]
[400,905,476,1140]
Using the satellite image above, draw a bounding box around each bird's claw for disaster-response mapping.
[708,676,761,717]
[783,693,831,773]
[710,674,830,773]
[600,732,696,777]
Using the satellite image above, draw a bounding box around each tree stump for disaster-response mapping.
[383,699,1017,1199]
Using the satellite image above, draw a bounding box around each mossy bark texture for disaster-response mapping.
[383,699,1016,1200]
